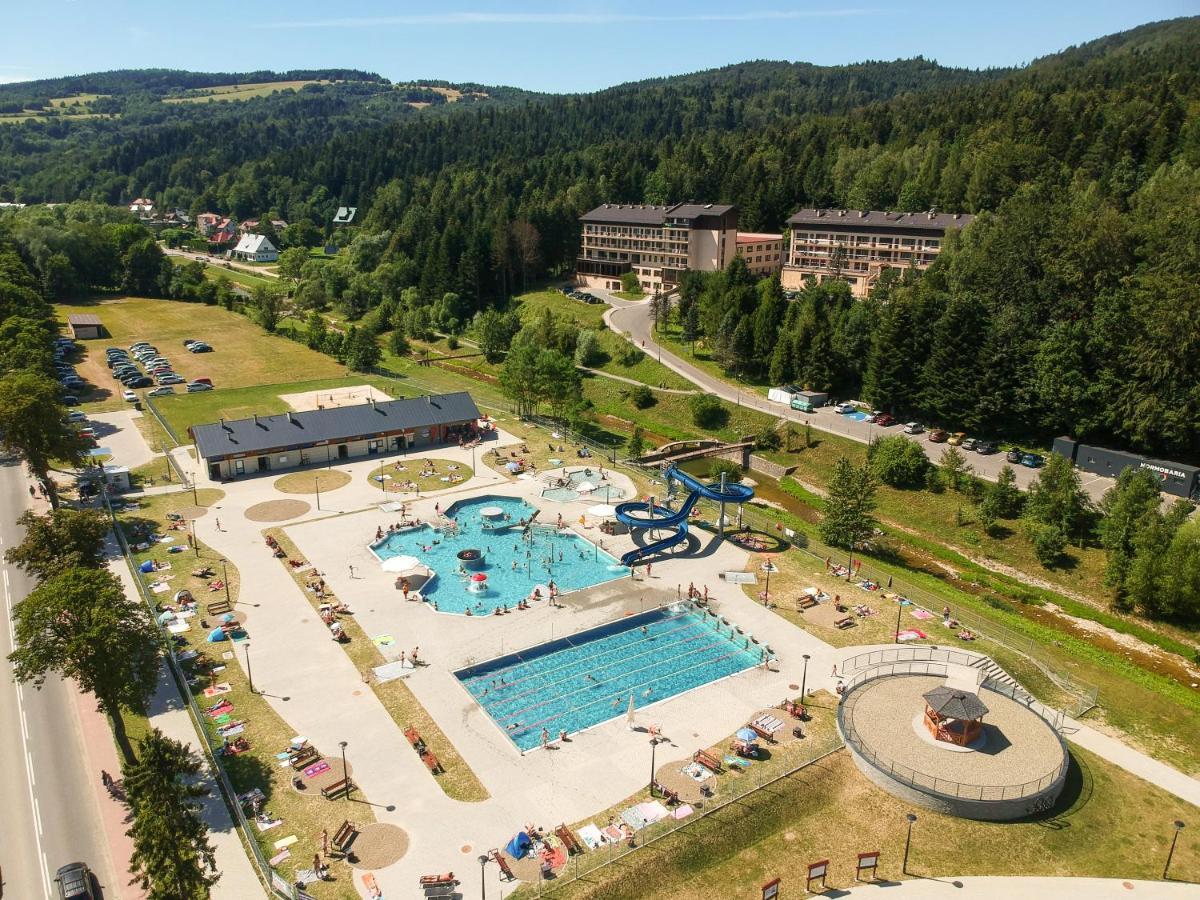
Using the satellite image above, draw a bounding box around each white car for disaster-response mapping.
[904,422,924,435]
[122,390,137,402]
[834,402,855,414]
[186,382,213,393]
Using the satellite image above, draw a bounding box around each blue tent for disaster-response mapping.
[504,831,532,860]
[207,628,229,642]
[139,560,155,573]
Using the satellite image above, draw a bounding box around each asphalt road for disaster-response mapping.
[598,290,1118,503]
[0,459,120,899]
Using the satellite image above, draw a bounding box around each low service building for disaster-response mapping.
[190,392,482,481]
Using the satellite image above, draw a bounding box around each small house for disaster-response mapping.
[66,313,104,340]
[129,198,154,217]
[231,234,279,263]
[332,206,357,225]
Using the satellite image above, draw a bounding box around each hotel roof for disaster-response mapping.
[581,202,736,225]
[787,208,974,232]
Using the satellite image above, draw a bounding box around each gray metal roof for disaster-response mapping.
[191,392,481,461]
[923,686,989,720]
[581,202,736,226]
[787,208,974,232]
[67,313,103,326]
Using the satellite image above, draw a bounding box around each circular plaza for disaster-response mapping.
[838,666,1069,821]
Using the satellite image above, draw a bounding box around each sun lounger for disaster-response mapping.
[693,749,724,774]
[555,824,584,855]
[418,872,456,886]
[289,745,319,769]
[423,884,457,898]
[419,750,443,774]
[798,596,819,609]
[752,714,785,736]
[834,616,856,629]
[490,849,515,881]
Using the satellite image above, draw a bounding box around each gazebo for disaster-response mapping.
[922,686,988,747]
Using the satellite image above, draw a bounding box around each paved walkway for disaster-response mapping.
[836,877,1200,898]
[597,290,1116,503]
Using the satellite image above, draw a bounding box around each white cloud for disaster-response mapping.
[256,9,885,30]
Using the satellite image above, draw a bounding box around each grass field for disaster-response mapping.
[169,256,277,289]
[162,80,329,103]
[0,93,114,124]
[58,296,346,413]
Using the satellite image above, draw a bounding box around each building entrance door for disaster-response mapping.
[337,444,349,459]
[257,456,270,471]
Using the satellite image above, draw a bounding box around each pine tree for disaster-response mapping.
[819,457,878,558]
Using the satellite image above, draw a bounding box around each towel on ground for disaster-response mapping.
[150,582,171,594]
[638,800,670,824]
[255,818,282,832]
[273,835,298,850]
[213,714,231,726]
[303,761,331,779]
[620,807,648,830]
[295,869,319,885]
[672,804,695,820]
[167,621,190,634]
[217,722,245,737]
[268,849,290,866]
[897,628,927,642]
[602,825,625,843]
[577,824,603,849]
[203,682,232,697]
[682,762,711,782]
[910,607,935,620]
[372,634,395,647]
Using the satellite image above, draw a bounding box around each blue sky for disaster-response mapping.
[2,1,1196,92]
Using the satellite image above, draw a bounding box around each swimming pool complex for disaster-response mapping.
[540,467,627,503]
[456,604,767,751]
[369,495,624,615]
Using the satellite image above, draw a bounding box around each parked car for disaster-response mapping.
[186,382,213,392]
[974,440,998,455]
[66,411,87,423]
[147,385,175,397]
[188,342,213,352]
[1021,453,1045,468]
[122,389,137,402]
[903,422,924,435]
[54,861,96,900]
[182,338,200,347]
[61,394,79,406]
[158,374,186,385]
[76,427,96,439]
[1006,448,1023,464]
[962,437,978,452]
[191,376,213,386]
[874,413,896,427]
[129,341,152,351]
[127,376,153,388]
[947,432,966,446]
[928,429,948,443]
[834,402,856,414]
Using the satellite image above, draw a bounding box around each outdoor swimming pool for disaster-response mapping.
[370,495,624,615]
[456,604,767,751]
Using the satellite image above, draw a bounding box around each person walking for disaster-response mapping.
[348,564,356,579]
[215,518,222,531]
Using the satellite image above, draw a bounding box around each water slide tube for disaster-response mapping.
[614,465,755,566]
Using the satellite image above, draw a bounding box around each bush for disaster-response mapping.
[629,384,654,409]
[575,329,603,367]
[867,435,929,488]
[620,270,642,294]
[446,335,459,351]
[707,459,744,483]
[924,467,945,493]
[755,426,782,451]
[689,394,728,430]
[388,329,410,357]
[618,344,644,367]
[1026,522,1067,567]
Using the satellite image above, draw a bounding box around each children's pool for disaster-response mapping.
[456,604,767,751]
[540,467,627,503]
[370,495,624,615]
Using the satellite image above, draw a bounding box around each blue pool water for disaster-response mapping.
[456,604,766,751]
[540,468,627,503]
[370,495,625,615]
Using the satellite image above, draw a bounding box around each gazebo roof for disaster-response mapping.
[923,686,989,720]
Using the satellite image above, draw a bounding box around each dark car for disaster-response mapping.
[1006,448,1023,464]
[962,437,978,452]
[1021,452,1045,468]
[126,375,153,388]
[54,861,96,899]
[975,440,998,455]
[62,394,79,406]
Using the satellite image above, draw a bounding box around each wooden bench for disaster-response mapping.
[555,824,584,856]
[289,746,319,769]
[320,778,355,800]
[798,596,819,610]
[331,819,357,854]
[490,849,515,882]
[419,749,443,774]
[206,599,231,615]
[834,616,856,629]
[693,749,724,774]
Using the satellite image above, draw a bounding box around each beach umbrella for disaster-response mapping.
[470,572,488,582]
[588,503,617,517]
[626,695,636,728]
[207,628,228,642]
[576,481,597,493]
[381,554,421,573]
[221,613,236,623]
[736,727,758,743]
[173,590,193,603]
[506,462,521,473]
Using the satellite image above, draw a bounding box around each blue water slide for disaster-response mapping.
[614,465,754,566]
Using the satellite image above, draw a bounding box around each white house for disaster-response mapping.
[230,233,279,263]
[129,197,154,217]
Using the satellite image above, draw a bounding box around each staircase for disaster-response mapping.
[969,655,1034,705]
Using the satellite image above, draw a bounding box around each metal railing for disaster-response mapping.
[836,657,1069,803]
[99,485,288,898]
[529,731,845,896]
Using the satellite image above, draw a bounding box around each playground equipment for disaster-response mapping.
[614,465,754,566]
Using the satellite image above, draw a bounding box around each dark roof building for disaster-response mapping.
[580,202,737,227]
[190,392,482,479]
[786,208,974,233]
[66,313,104,339]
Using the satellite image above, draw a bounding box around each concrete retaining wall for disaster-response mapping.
[749,455,794,479]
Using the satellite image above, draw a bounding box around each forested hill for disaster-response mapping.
[0,69,534,204]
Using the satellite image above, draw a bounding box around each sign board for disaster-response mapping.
[856,851,880,881]
[761,877,780,900]
[805,859,829,890]
[722,571,758,584]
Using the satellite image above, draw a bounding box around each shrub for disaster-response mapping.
[388,329,410,357]
[446,335,459,351]
[689,394,728,430]
[707,459,744,483]
[867,435,929,488]
[618,344,644,367]
[575,329,603,367]
[629,384,654,409]
[1026,522,1067,567]
[755,426,782,451]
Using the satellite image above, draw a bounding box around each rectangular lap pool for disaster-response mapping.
[455,604,766,751]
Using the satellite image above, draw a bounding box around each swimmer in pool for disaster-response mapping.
[585,674,596,683]
[640,626,648,636]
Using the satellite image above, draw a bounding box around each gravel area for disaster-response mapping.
[845,675,1064,788]
[348,822,408,869]
[245,499,311,522]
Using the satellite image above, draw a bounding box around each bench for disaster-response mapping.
[555,824,584,856]
[320,778,355,800]
[419,750,443,774]
[490,849,515,882]
[798,596,819,610]
[834,616,856,629]
[693,749,724,774]
[289,746,319,769]
[332,819,357,854]
[207,599,231,615]
[423,884,457,898]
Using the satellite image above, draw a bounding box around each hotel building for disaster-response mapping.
[781,208,973,298]
[735,232,784,277]
[576,203,739,292]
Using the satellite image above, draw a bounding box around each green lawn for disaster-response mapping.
[656,322,773,393]
[169,256,276,289]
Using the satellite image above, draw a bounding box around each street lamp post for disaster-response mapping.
[762,556,771,605]
[800,653,811,699]
[315,476,321,511]
[220,559,231,607]
[895,600,903,645]
[339,741,350,801]
[189,477,198,505]
[649,736,663,797]
[902,813,917,875]
[478,854,490,900]
[191,518,198,557]
[244,642,254,693]
[1164,820,1185,880]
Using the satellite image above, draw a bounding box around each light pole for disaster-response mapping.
[800,653,811,699]
[762,555,771,605]
[895,600,903,645]
[339,741,350,802]
[220,559,231,607]
[189,476,198,505]
[315,476,321,511]
[649,736,663,796]
[1163,820,1185,880]
[244,641,255,693]
[191,518,198,557]
[902,813,917,875]
[478,853,490,900]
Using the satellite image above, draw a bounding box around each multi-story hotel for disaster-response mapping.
[781,208,973,298]
[735,232,784,277]
[576,202,739,292]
